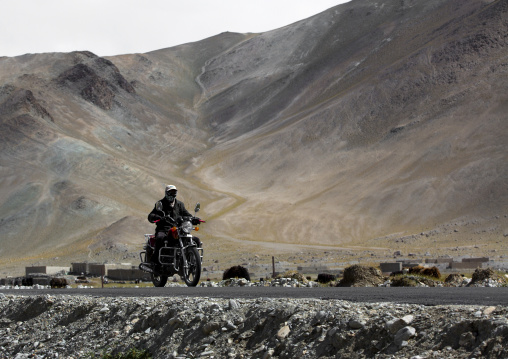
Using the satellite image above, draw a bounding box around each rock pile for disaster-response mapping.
[2,267,506,290]
[200,277,319,288]
[209,270,506,288]
[1,293,507,359]
[337,265,385,287]
[382,268,508,288]
[468,268,508,287]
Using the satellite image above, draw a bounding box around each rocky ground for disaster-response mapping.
[1,292,507,359]
[1,268,507,359]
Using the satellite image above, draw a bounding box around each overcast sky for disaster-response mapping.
[1,0,350,58]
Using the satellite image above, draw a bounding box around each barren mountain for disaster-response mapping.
[0,0,507,275]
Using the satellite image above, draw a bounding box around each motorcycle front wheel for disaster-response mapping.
[182,247,201,287]
[151,272,168,287]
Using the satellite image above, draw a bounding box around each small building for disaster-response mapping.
[25,266,69,276]
[462,257,489,263]
[380,262,402,274]
[88,263,135,277]
[396,261,421,268]
[107,268,150,281]
[425,258,453,265]
[296,266,330,274]
[449,261,483,270]
[71,262,98,275]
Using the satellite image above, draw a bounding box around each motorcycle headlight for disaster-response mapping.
[182,221,192,234]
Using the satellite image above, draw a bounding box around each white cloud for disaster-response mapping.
[0,0,349,57]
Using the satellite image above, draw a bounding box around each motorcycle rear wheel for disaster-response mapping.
[151,272,168,287]
[182,247,201,287]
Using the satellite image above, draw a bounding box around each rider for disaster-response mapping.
[147,185,192,265]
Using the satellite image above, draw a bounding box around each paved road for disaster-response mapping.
[1,287,507,306]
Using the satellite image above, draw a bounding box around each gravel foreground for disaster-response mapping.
[1,292,507,359]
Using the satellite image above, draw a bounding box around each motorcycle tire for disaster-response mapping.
[151,272,168,287]
[182,247,201,287]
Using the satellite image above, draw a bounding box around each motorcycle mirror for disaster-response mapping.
[156,201,163,212]
[194,202,200,213]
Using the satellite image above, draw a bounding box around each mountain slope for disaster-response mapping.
[192,0,508,245]
[0,0,507,274]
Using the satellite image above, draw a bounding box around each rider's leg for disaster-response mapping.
[152,231,166,265]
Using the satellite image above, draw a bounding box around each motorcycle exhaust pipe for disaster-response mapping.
[139,263,155,274]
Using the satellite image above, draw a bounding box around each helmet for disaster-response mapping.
[165,185,177,202]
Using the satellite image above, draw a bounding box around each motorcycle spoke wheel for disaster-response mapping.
[151,272,168,287]
[183,247,201,287]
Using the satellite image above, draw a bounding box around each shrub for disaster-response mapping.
[50,277,68,288]
[317,273,335,284]
[223,265,250,281]
[408,266,441,279]
[408,266,425,275]
[422,266,441,279]
[391,277,419,287]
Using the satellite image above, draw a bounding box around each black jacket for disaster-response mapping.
[148,197,192,233]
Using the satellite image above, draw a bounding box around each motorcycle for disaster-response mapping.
[139,202,205,287]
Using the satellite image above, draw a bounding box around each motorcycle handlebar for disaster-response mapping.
[154,215,176,224]
[153,215,204,224]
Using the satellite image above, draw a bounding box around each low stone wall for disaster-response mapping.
[450,262,483,270]
[380,262,402,274]
[24,266,69,276]
[425,258,453,264]
[107,269,150,281]
[462,257,489,263]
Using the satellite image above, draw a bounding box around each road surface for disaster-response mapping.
[1,286,507,306]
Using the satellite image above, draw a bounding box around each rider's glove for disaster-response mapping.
[191,217,201,225]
